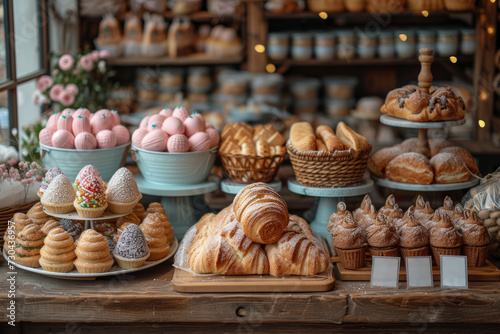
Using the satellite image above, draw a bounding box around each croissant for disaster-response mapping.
[265,216,329,276]
[188,210,270,275]
[233,183,289,244]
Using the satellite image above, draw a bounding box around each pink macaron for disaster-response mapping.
[72,115,91,136]
[205,128,220,148]
[141,129,168,152]
[39,127,55,147]
[52,130,75,149]
[112,125,130,146]
[159,107,173,118]
[167,134,190,153]
[57,114,73,132]
[172,106,190,122]
[95,129,117,149]
[162,116,185,136]
[188,132,211,151]
[184,115,205,138]
[75,132,97,150]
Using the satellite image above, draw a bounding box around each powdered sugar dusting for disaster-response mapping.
[43,174,76,203]
[115,224,149,258]
[106,167,141,202]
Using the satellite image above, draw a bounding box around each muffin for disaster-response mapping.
[461,211,491,267]
[366,214,400,257]
[414,197,435,230]
[113,224,150,269]
[27,202,52,227]
[430,214,463,266]
[74,229,114,273]
[113,221,133,243]
[58,219,83,241]
[41,174,76,214]
[74,175,108,218]
[140,213,170,260]
[398,207,430,260]
[38,168,62,198]
[330,213,367,269]
[357,204,377,231]
[14,224,45,268]
[327,202,349,234]
[378,195,403,225]
[39,227,76,273]
[437,196,454,219]
[353,194,372,222]
[105,167,142,214]
[451,204,467,232]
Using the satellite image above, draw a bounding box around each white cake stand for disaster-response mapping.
[44,209,131,230]
[135,174,218,239]
[220,178,282,195]
[288,178,374,243]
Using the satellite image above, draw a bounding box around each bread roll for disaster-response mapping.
[256,139,271,157]
[397,138,418,153]
[233,183,289,244]
[290,122,317,151]
[367,147,403,178]
[316,139,327,152]
[242,142,256,156]
[267,131,286,146]
[430,152,470,184]
[439,146,478,175]
[316,125,345,152]
[385,152,434,184]
[429,138,453,157]
[335,121,371,151]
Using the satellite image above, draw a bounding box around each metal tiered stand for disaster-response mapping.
[44,210,131,231]
[220,178,282,195]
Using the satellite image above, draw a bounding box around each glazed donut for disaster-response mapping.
[75,247,110,261]
[40,247,77,262]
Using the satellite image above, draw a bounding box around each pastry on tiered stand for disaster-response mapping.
[39,228,76,273]
[41,174,76,214]
[140,214,170,260]
[59,219,83,241]
[74,176,108,218]
[74,229,114,273]
[38,168,62,198]
[378,194,403,225]
[146,203,174,244]
[27,202,52,227]
[113,224,150,269]
[14,224,45,268]
[74,165,106,192]
[105,167,142,214]
[41,219,61,235]
[116,213,141,228]
[134,203,146,220]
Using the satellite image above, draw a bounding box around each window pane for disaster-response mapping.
[17,80,39,130]
[14,0,42,78]
[0,90,9,145]
[0,2,7,83]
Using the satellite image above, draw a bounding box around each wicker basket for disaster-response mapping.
[219,151,286,184]
[0,201,38,247]
[286,141,371,187]
[307,0,345,13]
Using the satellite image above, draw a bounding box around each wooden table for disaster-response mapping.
[1,257,500,333]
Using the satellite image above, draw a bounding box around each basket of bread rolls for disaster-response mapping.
[287,121,372,187]
[218,123,287,184]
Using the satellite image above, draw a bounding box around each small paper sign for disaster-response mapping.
[371,256,400,288]
[440,255,468,289]
[406,256,433,288]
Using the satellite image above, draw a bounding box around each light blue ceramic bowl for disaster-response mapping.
[40,143,130,182]
[131,145,217,185]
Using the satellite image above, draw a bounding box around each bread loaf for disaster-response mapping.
[367,147,403,178]
[316,125,345,152]
[290,122,317,151]
[336,121,371,151]
[430,152,470,184]
[385,152,434,184]
[316,139,327,152]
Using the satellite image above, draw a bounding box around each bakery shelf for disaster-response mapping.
[80,11,240,23]
[107,54,244,66]
[372,177,479,191]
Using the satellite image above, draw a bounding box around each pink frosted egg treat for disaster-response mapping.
[188,132,211,151]
[159,107,173,118]
[74,107,91,119]
[167,134,190,152]
[172,106,190,122]
[39,128,55,147]
[139,114,151,130]
[52,130,75,149]
[162,116,185,136]
[46,113,59,131]
[109,110,121,128]
[91,110,113,135]
[205,122,214,130]
[141,129,168,152]
[57,115,73,132]
[96,130,117,149]
[72,115,91,136]
[205,128,220,148]
[132,128,148,148]
[184,115,205,138]
[191,111,204,123]
[112,125,130,146]
[75,132,97,150]
[62,108,75,117]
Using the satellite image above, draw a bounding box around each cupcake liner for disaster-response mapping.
[39,258,75,273]
[74,201,108,218]
[107,198,140,214]
[369,246,400,257]
[74,257,114,273]
[400,245,430,261]
[113,251,150,269]
[430,245,461,266]
[41,200,76,214]
[462,245,488,267]
[336,247,366,269]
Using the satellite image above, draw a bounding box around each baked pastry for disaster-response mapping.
[368,147,403,178]
[74,175,108,218]
[38,168,62,198]
[378,195,403,225]
[327,202,349,233]
[116,213,141,228]
[106,168,142,214]
[397,138,418,153]
[12,213,34,236]
[365,214,400,257]
[330,213,367,270]
[336,121,371,152]
[233,183,289,244]
[41,219,61,235]
[97,14,122,45]
[94,222,116,237]
[398,207,430,260]
[290,122,317,151]
[461,211,491,267]
[14,224,45,267]
[451,204,467,231]
[437,196,455,219]
[39,227,76,273]
[353,194,373,223]
[74,165,105,192]
[113,224,150,269]
[381,84,466,122]
[188,211,270,275]
[429,214,463,266]
[439,146,479,175]
[146,203,174,242]
[41,174,76,214]
[74,229,114,273]
[414,197,435,230]
[430,152,470,184]
[385,152,434,184]
[27,202,52,227]
[58,219,82,241]
[134,203,146,220]
[357,205,377,231]
[429,138,453,157]
[265,215,329,276]
[316,125,345,152]
[140,213,170,260]
[103,235,115,256]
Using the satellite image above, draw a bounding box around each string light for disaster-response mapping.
[319,12,328,19]
[449,56,458,63]
[421,10,429,17]
[490,0,496,4]
[399,34,408,42]
[487,26,495,35]
[478,120,486,128]
[266,64,276,73]
[254,44,265,53]
[480,90,489,101]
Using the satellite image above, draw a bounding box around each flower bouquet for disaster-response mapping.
[0,160,46,209]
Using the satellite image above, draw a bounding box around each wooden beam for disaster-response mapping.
[246,0,267,73]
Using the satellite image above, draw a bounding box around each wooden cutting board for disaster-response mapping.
[333,256,500,281]
[172,267,336,293]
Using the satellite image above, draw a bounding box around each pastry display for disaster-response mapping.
[27,202,52,227]
[94,222,116,237]
[74,176,108,218]
[330,213,367,270]
[39,228,76,273]
[140,214,170,260]
[413,196,435,230]
[430,152,470,184]
[429,213,463,266]
[146,203,174,243]
[437,196,455,219]
[378,194,403,225]
[41,219,61,235]
[14,224,45,268]
[74,229,114,273]
[327,202,349,232]
[113,224,150,269]
[461,211,491,267]
[116,213,141,228]
[398,207,430,259]
[385,152,434,184]
[365,214,400,257]
[134,203,146,220]
[353,195,373,223]
[38,168,62,198]
[41,174,76,214]
[58,219,83,241]
[105,168,142,214]
[356,205,377,231]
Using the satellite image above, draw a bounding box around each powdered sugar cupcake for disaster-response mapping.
[41,174,76,214]
[38,168,63,198]
[105,167,142,214]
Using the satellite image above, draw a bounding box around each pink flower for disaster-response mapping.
[53,69,59,75]
[49,84,64,101]
[99,50,110,59]
[0,164,5,169]
[59,90,75,106]
[73,69,78,75]
[36,75,53,92]
[78,55,94,71]
[32,91,49,106]
[65,83,79,95]
[90,50,100,62]
[7,159,17,166]
[58,54,74,71]
[35,175,43,182]
[2,172,8,178]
